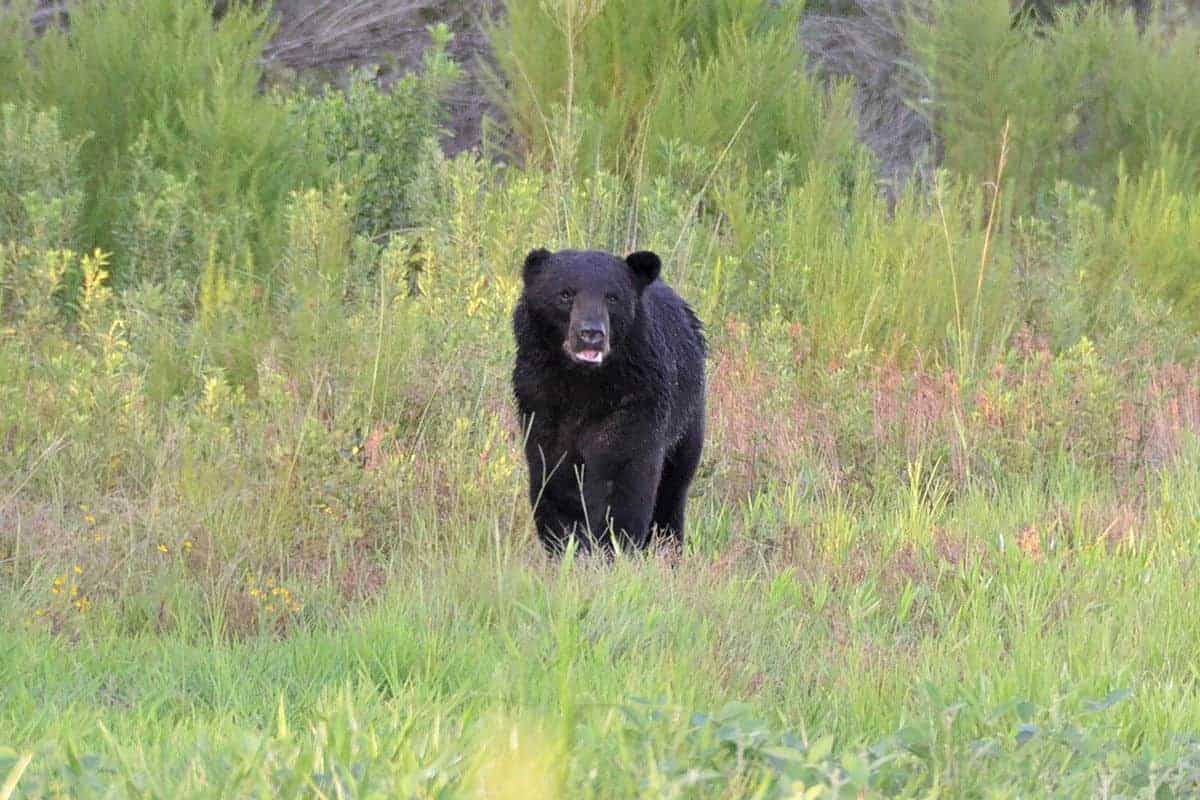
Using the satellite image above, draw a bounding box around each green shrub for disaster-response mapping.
[0,103,87,320]
[0,103,84,251]
[489,0,856,187]
[909,0,1200,215]
[295,24,462,239]
[6,0,323,286]
[646,17,860,186]
[1053,10,1200,198]
[0,1,31,105]
[111,131,209,291]
[1070,150,1200,331]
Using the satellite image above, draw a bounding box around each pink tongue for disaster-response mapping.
[578,350,603,363]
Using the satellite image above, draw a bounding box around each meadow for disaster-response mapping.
[2,0,1200,796]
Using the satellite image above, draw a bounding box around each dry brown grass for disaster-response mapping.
[705,322,1200,507]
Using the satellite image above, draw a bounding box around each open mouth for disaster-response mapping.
[572,348,606,365]
[566,345,609,367]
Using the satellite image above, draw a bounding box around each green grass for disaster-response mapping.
[5,468,1200,797]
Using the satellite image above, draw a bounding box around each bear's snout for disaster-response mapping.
[565,304,611,366]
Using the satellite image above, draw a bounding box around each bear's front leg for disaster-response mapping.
[579,443,664,552]
[521,429,595,554]
[532,503,592,555]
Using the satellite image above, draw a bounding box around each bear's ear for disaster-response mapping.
[523,248,552,284]
[625,251,661,291]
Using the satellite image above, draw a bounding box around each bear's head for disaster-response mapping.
[521,248,661,368]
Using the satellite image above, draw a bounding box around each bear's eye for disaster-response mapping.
[605,293,620,305]
[559,289,574,304]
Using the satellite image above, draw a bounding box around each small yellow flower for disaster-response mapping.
[84,514,97,526]
[74,565,83,575]
[183,540,194,552]
[75,596,91,612]
[157,544,169,554]
[93,532,106,543]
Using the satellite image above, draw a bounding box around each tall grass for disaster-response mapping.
[0,1,31,106]
[7,457,1200,795]
[1067,146,1200,330]
[699,153,1016,366]
[909,0,1200,215]
[1,0,322,287]
[489,0,857,188]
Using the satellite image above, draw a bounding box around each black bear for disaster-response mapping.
[512,248,706,555]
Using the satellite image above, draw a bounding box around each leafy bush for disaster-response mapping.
[0,103,87,319]
[110,131,212,292]
[0,1,31,105]
[489,0,857,187]
[1068,149,1200,331]
[0,103,84,251]
[3,0,323,286]
[909,0,1200,215]
[295,24,462,239]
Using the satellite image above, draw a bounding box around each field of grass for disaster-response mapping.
[3,0,1200,797]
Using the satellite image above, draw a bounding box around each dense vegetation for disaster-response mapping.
[2,0,1199,796]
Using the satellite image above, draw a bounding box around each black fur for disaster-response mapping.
[512,248,706,555]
